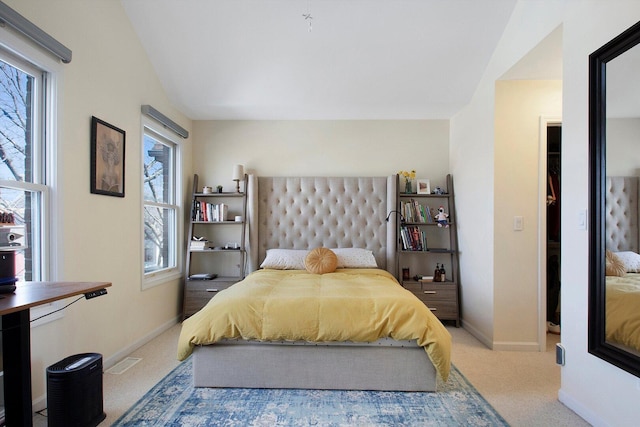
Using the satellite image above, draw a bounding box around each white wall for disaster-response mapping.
[560,2,640,425]
[493,80,562,349]
[192,120,450,189]
[450,1,565,347]
[5,0,193,405]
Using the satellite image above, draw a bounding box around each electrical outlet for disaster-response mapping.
[556,343,565,366]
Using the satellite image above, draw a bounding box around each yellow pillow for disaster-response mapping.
[305,248,338,274]
[606,250,626,277]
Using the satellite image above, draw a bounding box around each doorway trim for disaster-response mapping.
[538,116,562,351]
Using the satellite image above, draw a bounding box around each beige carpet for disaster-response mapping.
[448,327,589,426]
[34,324,589,426]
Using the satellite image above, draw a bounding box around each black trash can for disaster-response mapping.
[46,353,105,427]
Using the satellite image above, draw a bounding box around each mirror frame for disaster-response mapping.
[589,20,640,378]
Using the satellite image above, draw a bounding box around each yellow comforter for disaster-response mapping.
[178,268,451,381]
[606,274,640,352]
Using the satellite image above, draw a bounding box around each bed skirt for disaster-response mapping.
[192,338,437,391]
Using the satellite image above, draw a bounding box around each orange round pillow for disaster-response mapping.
[305,248,338,274]
[606,250,626,277]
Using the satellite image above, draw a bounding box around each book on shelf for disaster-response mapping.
[193,201,228,222]
[400,227,410,250]
[189,273,217,280]
[400,199,434,223]
[400,225,427,251]
[190,239,211,250]
[423,205,433,222]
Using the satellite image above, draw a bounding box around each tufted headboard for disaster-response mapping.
[606,176,640,252]
[246,176,397,275]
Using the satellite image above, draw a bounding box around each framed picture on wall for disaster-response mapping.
[90,116,126,197]
[417,179,431,195]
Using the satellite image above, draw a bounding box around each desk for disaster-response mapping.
[0,281,111,427]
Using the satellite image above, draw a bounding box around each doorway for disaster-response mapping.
[546,124,561,334]
[539,117,562,351]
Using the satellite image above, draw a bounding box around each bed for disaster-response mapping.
[177,176,452,391]
[604,176,640,355]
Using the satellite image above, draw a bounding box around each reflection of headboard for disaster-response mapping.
[606,176,640,252]
[246,176,397,275]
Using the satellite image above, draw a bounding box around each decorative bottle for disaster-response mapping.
[439,264,446,282]
[434,263,441,282]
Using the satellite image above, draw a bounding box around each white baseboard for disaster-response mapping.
[31,316,181,412]
[461,319,540,351]
[558,388,605,427]
[103,316,180,370]
[460,319,493,348]
[492,340,541,351]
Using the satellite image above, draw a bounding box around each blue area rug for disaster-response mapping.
[113,358,508,426]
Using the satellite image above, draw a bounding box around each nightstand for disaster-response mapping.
[403,280,459,327]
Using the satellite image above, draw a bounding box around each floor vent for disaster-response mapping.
[106,357,142,375]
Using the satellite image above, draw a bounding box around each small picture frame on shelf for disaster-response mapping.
[417,179,431,195]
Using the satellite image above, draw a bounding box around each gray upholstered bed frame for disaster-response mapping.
[248,176,396,273]
[191,176,439,391]
[606,176,640,252]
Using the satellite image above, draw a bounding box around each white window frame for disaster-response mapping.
[0,24,63,325]
[141,116,182,289]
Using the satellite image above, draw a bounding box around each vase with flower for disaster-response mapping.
[399,170,416,194]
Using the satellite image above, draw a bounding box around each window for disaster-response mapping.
[142,121,181,288]
[0,50,49,282]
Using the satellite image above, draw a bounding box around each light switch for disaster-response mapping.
[578,210,587,230]
[513,216,523,231]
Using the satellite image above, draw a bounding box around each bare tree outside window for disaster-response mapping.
[0,58,37,280]
[0,61,30,184]
[143,132,176,275]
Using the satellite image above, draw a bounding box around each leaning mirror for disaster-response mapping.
[589,20,640,378]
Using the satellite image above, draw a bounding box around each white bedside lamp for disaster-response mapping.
[232,164,244,193]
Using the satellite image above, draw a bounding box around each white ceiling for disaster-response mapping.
[122,0,524,120]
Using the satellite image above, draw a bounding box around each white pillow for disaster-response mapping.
[331,248,378,268]
[614,251,640,273]
[260,249,308,270]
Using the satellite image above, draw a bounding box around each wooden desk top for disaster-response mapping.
[0,281,112,315]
